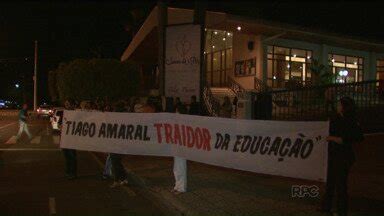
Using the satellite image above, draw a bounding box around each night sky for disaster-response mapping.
[0,1,382,103]
[0,1,154,103]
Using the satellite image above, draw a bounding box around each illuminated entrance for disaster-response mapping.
[204,29,233,87]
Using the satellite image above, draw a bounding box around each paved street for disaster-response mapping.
[119,134,384,216]
[0,118,164,216]
[1,115,384,216]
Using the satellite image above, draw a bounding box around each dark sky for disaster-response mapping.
[0,1,382,103]
[0,1,155,103]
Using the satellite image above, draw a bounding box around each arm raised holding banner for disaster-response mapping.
[320,97,364,216]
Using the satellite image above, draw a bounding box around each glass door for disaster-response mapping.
[204,29,233,87]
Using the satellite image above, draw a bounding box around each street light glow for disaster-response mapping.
[339,70,349,77]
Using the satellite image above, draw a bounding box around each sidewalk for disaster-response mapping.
[120,134,384,216]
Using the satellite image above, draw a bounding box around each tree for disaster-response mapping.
[310,58,336,86]
[49,59,140,103]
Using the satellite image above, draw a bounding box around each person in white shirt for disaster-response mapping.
[172,102,188,194]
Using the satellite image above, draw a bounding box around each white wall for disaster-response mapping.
[167,8,193,25]
[231,33,262,89]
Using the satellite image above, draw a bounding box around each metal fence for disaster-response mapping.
[202,86,221,117]
[252,80,384,132]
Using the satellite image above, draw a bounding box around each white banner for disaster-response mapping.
[165,24,201,102]
[60,110,329,182]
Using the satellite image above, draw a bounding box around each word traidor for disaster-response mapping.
[154,123,211,151]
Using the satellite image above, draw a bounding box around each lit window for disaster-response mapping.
[267,45,313,88]
[376,59,384,80]
[329,54,364,83]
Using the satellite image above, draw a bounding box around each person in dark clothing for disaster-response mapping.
[165,97,175,113]
[110,153,128,187]
[154,95,164,112]
[320,97,364,216]
[62,148,77,179]
[188,95,200,115]
[219,96,232,118]
[61,99,78,180]
[232,96,238,116]
[147,95,163,112]
[176,103,188,115]
[175,97,182,109]
[101,103,113,180]
[109,101,129,188]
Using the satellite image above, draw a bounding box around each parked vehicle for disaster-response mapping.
[37,105,53,118]
[0,100,5,109]
[50,108,64,131]
[0,100,19,109]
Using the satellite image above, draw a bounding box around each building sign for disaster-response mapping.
[165,24,201,102]
[61,110,329,182]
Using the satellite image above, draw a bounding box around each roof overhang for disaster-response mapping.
[121,6,384,62]
[224,15,384,52]
[120,6,226,62]
[121,6,159,62]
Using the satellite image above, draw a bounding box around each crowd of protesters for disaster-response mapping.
[59,95,202,192]
[58,94,364,215]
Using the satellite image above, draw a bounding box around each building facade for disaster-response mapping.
[121,6,384,92]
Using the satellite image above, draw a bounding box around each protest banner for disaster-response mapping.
[60,110,329,181]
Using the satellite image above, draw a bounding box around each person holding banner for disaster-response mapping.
[320,97,364,216]
[61,99,78,180]
[172,102,188,194]
[102,154,113,180]
[101,104,113,180]
[110,101,129,188]
[109,153,128,187]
